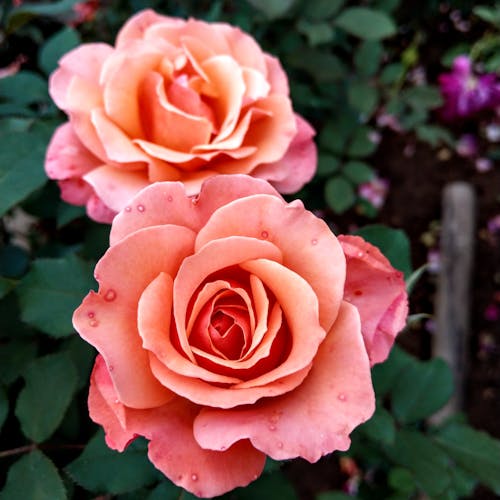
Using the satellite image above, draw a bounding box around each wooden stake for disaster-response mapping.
[433,182,475,421]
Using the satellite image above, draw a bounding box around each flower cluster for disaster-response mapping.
[44,9,408,498]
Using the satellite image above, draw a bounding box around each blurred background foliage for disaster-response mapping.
[1,0,500,499]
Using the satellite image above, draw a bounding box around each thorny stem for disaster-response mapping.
[0,443,85,458]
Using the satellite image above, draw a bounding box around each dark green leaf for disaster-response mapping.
[297,19,334,46]
[286,49,347,83]
[355,41,383,77]
[387,429,451,496]
[335,7,396,40]
[246,0,296,19]
[57,202,86,228]
[0,386,8,432]
[401,85,443,110]
[0,277,15,299]
[0,245,29,278]
[319,112,359,154]
[0,72,48,105]
[392,358,454,423]
[343,161,375,184]
[15,352,78,442]
[354,224,412,277]
[388,467,416,494]
[379,63,405,85]
[0,340,37,384]
[346,126,378,157]
[473,5,500,27]
[0,450,66,500]
[63,336,96,390]
[66,431,159,494]
[361,405,395,444]
[416,125,454,147]
[235,470,298,499]
[317,153,340,176]
[325,176,356,213]
[434,423,500,494]
[371,346,414,397]
[441,44,471,67]
[39,27,80,75]
[348,81,379,116]
[17,254,96,337]
[303,0,346,20]
[147,481,181,500]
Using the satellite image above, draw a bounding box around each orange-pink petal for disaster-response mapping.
[193,301,375,462]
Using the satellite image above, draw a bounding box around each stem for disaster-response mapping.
[0,444,36,458]
[0,443,85,458]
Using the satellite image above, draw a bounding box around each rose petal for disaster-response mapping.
[109,175,281,246]
[196,193,345,331]
[86,193,116,223]
[253,114,317,194]
[84,165,149,213]
[338,235,408,365]
[45,122,102,180]
[73,225,196,408]
[193,301,375,462]
[115,9,170,48]
[58,178,93,206]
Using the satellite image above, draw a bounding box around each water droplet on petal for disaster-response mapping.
[277,441,283,449]
[191,473,198,481]
[108,365,114,372]
[354,290,363,296]
[124,206,132,212]
[268,424,277,431]
[167,195,173,202]
[114,399,119,404]
[104,289,117,301]
[177,474,183,480]
[311,238,318,246]
[89,319,99,327]
[191,196,199,205]
[338,393,347,402]
[261,230,269,239]
[357,251,364,258]
[137,204,145,212]
[87,311,95,319]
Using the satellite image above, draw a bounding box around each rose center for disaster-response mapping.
[209,309,246,359]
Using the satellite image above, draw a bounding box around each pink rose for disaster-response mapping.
[45,9,317,223]
[73,175,407,497]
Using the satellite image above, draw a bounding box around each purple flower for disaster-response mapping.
[358,177,389,209]
[438,55,500,121]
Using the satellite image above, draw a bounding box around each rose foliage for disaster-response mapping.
[73,175,408,498]
[45,9,316,223]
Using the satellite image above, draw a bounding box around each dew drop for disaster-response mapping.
[177,474,183,480]
[268,424,277,431]
[277,441,283,449]
[261,230,269,239]
[357,251,364,258]
[108,365,114,372]
[338,393,347,402]
[137,204,145,212]
[124,206,132,212]
[311,238,318,246]
[87,311,95,319]
[167,195,173,202]
[89,319,99,327]
[114,399,119,404]
[354,289,363,296]
[191,473,198,481]
[191,196,199,205]
[104,289,117,301]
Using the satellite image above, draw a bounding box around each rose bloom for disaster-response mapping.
[45,10,316,223]
[73,176,407,497]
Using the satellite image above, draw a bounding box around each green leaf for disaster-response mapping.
[361,405,396,445]
[0,450,66,500]
[57,202,86,228]
[0,276,15,299]
[39,27,80,76]
[0,125,53,216]
[318,112,359,154]
[346,126,378,157]
[235,470,298,500]
[371,346,414,397]
[388,467,417,494]
[405,264,428,295]
[297,19,334,46]
[0,385,8,432]
[0,244,29,278]
[66,431,159,494]
[354,41,383,77]
[392,358,454,423]
[325,176,356,213]
[343,160,375,184]
[387,429,451,496]
[335,7,397,40]
[354,224,412,277]
[17,254,96,337]
[63,336,96,390]
[401,85,443,110]
[379,63,405,84]
[416,125,454,147]
[147,481,181,500]
[286,49,348,83]
[348,81,379,116]
[434,423,500,494]
[0,71,48,105]
[474,5,500,27]
[303,0,346,20]
[317,153,340,176]
[246,0,296,19]
[15,352,78,442]
[0,340,37,384]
